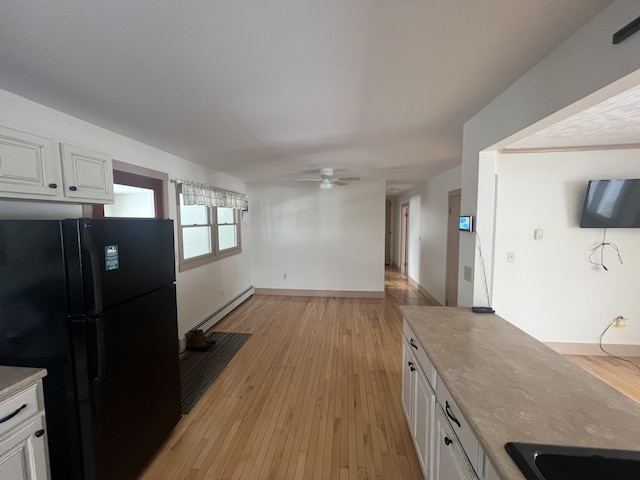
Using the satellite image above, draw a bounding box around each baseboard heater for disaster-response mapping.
[187,285,254,333]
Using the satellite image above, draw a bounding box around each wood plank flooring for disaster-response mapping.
[140,266,640,479]
[568,355,640,404]
[140,267,435,480]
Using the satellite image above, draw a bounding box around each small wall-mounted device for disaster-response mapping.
[459,215,473,232]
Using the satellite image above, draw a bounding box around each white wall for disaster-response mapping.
[419,167,462,304]
[391,166,462,303]
[493,149,640,344]
[250,181,385,293]
[461,0,640,307]
[0,89,253,337]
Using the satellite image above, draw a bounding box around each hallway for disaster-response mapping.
[385,266,437,307]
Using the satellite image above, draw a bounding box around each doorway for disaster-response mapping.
[445,189,461,306]
[385,199,392,265]
[400,203,409,275]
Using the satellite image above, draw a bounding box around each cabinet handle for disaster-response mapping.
[0,404,27,423]
[48,183,58,189]
[444,436,453,446]
[408,361,415,372]
[410,338,418,350]
[445,401,461,428]
[69,186,78,191]
[35,429,45,438]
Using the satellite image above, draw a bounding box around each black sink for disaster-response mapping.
[505,442,640,480]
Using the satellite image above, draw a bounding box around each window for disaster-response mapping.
[92,162,168,219]
[177,188,242,271]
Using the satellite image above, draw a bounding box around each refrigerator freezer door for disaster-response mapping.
[75,285,181,480]
[64,218,176,315]
[0,220,69,360]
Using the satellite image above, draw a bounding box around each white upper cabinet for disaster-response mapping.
[60,143,113,202]
[0,126,62,198]
[0,125,114,204]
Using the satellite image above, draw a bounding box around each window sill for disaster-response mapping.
[178,247,242,272]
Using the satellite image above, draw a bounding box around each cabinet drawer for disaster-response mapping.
[403,319,437,389]
[436,379,480,474]
[0,384,42,439]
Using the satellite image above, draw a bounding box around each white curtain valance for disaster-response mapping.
[175,179,248,209]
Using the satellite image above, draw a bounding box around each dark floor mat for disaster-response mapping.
[180,331,251,414]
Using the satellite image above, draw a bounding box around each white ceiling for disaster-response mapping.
[505,82,640,151]
[0,0,615,192]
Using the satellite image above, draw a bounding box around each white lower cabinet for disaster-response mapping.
[434,406,477,480]
[0,416,48,480]
[414,366,435,478]
[0,375,49,480]
[403,339,436,479]
[482,458,500,480]
[403,319,498,480]
[402,340,415,426]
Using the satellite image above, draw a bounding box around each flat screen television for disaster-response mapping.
[579,179,640,228]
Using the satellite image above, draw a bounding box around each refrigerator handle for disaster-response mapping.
[81,221,103,315]
[89,316,106,414]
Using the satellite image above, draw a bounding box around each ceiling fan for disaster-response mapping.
[294,168,360,189]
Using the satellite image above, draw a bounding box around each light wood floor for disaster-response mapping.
[140,268,640,479]
[140,267,435,480]
[568,355,640,404]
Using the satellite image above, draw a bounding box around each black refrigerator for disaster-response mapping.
[0,218,181,480]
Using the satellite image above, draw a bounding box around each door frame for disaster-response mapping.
[445,189,461,306]
[385,199,392,265]
[401,203,409,275]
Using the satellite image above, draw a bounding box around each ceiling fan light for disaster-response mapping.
[320,181,333,190]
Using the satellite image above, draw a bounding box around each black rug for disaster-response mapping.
[180,331,251,414]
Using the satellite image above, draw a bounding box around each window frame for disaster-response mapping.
[90,160,168,219]
[176,186,242,272]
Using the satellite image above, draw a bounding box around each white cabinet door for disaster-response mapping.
[482,458,499,480]
[60,143,114,202]
[415,367,435,480]
[434,407,477,480]
[0,415,49,480]
[402,340,415,425]
[0,126,62,198]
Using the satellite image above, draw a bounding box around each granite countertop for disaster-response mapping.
[401,306,640,480]
[0,366,47,401]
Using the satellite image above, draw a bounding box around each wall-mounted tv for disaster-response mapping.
[459,215,473,232]
[579,179,640,228]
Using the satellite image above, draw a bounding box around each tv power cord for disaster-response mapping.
[588,228,623,271]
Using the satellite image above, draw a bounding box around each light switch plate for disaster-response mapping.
[463,265,472,282]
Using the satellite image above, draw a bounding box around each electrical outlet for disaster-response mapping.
[613,316,627,328]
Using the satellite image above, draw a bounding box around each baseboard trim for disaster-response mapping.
[546,342,640,356]
[417,284,443,306]
[180,285,255,352]
[405,276,443,306]
[254,288,385,299]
